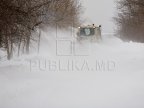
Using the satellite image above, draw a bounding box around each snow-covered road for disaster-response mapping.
[0,31,144,108]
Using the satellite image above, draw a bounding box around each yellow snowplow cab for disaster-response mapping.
[77,24,102,41]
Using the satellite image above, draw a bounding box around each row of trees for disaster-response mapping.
[115,0,144,42]
[0,0,82,60]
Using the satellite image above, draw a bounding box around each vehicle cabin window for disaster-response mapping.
[80,28,95,36]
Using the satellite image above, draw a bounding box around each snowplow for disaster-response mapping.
[76,24,102,42]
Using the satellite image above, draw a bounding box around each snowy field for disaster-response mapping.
[0,30,144,108]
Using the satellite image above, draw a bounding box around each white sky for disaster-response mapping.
[82,0,116,33]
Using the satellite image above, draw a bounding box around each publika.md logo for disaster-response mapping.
[55,26,91,56]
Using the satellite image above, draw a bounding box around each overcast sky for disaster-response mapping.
[82,0,116,33]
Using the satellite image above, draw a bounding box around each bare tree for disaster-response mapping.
[0,0,82,60]
[115,0,144,42]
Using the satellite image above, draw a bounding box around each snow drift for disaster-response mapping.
[0,29,144,108]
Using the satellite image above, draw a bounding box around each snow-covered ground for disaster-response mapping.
[0,30,144,108]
